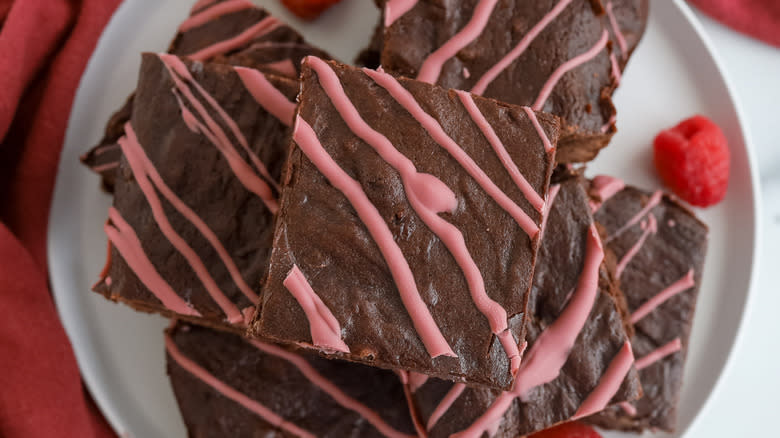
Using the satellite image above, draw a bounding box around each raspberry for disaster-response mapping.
[529,422,602,438]
[280,0,342,20]
[653,115,730,207]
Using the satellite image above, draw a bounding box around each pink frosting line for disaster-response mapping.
[186,16,281,61]
[293,115,456,359]
[120,123,259,305]
[471,0,573,95]
[91,161,119,173]
[608,190,662,242]
[407,371,429,393]
[118,126,244,324]
[540,183,561,239]
[635,338,682,370]
[396,371,429,438]
[457,91,545,212]
[384,0,418,27]
[157,54,279,212]
[92,142,120,156]
[609,52,622,86]
[605,2,628,58]
[522,107,555,153]
[365,67,540,238]
[247,339,415,438]
[600,113,617,134]
[572,341,635,420]
[165,335,315,438]
[615,214,657,278]
[283,265,350,354]
[179,0,254,33]
[590,175,625,205]
[262,59,298,77]
[235,66,296,127]
[631,270,695,324]
[189,0,218,14]
[105,208,200,317]
[619,401,638,416]
[416,0,499,84]
[426,383,466,431]
[532,29,609,111]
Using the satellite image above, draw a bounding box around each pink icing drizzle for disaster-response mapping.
[539,184,561,239]
[364,67,539,238]
[158,54,280,208]
[165,335,316,438]
[609,52,622,86]
[471,0,573,95]
[407,371,429,393]
[572,341,635,420]
[600,113,617,134]
[262,58,298,77]
[416,0,499,84]
[532,29,609,111]
[615,214,657,278]
[118,126,244,324]
[590,175,625,206]
[605,2,628,58]
[619,401,638,416]
[92,142,119,156]
[397,371,429,438]
[105,208,200,317]
[384,0,419,27]
[186,16,281,61]
[427,383,466,431]
[608,190,662,241]
[91,161,119,173]
[462,67,470,79]
[522,107,555,153]
[457,90,544,212]
[179,0,254,33]
[104,276,112,286]
[635,338,682,370]
[283,265,350,353]
[235,66,296,127]
[293,115,455,358]
[190,0,218,14]
[631,270,695,324]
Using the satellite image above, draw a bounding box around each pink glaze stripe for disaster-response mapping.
[523,107,555,153]
[590,175,625,203]
[532,29,609,111]
[397,371,429,438]
[417,0,499,84]
[609,52,622,86]
[157,54,279,211]
[92,143,120,156]
[118,127,244,324]
[471,0,573,95]
[573,341,635,420]
[120,123,259,304]
[179,0,254,33]
[539,184,561,239]
[247,339,415,438]
[600,113,617,134]
[235,66,296,126]
[105,208,200,317]
[384,0,418,27]
[190,0,218,14]
[283,265,350,353]
[608,190,662,241]
[606,2,628,58]
[619,401,638,416]
[616,214,657,278]
[365,67,540,238]
[294,115,455,358]
[408,372,429,393]
[91,161,119,173]
[165,335,315,438]
[427,383,466,431]
[497,330,522,377]
[186,16,281,61]
[635,338,682,370]
[631,270,695,324]
[262,58,298,77]
[457,91,545,212]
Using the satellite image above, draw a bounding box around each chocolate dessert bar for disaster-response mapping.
[166,322,419,437]
[252,58,558,390]
[586,177,708,432]
[379,0,648,163]
[93,54,297,331]
[81,0,330,191]
[404,174,641,437]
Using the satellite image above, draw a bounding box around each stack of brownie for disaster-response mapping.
[83,1,710,436]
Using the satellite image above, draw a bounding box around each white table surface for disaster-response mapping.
[686,10,780,437]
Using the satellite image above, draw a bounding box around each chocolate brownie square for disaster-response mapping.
[166,321,419,437]
[92,53,297,331]
[586,177,709,432]
[380,0,648,163]
[81,0,331,191]
[252,58,559,390]
[403,174,641,437]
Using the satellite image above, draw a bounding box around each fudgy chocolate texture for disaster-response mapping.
[407,176,641,437]
[586,183,708,432]
[253,59,558,390]
[167,322,417,438]
[81,1,330,192]
[93,54,296,331]
[379,0,648,163]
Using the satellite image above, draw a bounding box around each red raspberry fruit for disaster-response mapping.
[280,0,342,20]
[529,421,602,438]
[653,115,730,207]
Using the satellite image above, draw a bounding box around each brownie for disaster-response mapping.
[81,0,331,192]
[252,58,559,390]
[404,175,641,437]
[379,0,648,163]
[166,321,418,437]
[92,54,297,331]
[586,177,709,432]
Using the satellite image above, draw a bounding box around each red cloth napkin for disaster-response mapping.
[690,0,780,48]
[0,0,120,437]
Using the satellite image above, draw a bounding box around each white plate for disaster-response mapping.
[48,1,760,437]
